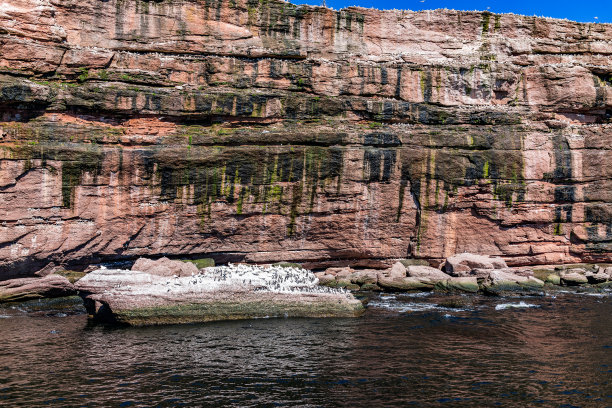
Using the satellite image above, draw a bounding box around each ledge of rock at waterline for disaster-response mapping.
[75,264,364,326]
[0,0,611,279]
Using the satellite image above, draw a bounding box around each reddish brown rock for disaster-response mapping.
[314,272,336,285]
[325,267,354,279]
[0,0,610,278]
[560,270,589,286]
[349,270,378,285]
[406,265,451,281]
[0,274,75,303]
[444,253,508,276]
[131,257,199,277]
[386,262,407,279]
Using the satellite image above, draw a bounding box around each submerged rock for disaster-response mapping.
[75,264,364,326]
[0,275,76,303]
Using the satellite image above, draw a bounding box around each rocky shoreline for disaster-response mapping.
[317,253,612,296]
[0,253,610,326]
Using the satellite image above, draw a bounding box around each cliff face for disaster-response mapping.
[1,0,611,278]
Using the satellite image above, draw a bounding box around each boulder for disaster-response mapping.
[532,268,556,282]
[488,269,529,284]
[482,270,543,295]
[585,271,609,284]
[0,275,76,303]
[604,267,612,277]
[336,279,352,288]
[378,276,431,291]
[545,274,561,285]
[387,262,407,279]
[325,267,353,279]
[406,265,451,281]
[560,269,589,286]
[76,265,365,325]
[132,257,199,277]
[443,253,508,276]
[434,277,479,293]
[314,272,336,286]
[349,270,378,285]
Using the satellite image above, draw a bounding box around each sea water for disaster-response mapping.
[0,292,610,407]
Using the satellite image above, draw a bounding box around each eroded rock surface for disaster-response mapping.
[0,0,611,278]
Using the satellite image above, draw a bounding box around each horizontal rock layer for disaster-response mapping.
[0,0,611,278]
[0,274,75,302]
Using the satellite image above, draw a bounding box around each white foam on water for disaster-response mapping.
[368,299,466,313]
[401,291,432,298]
[549,290,610,298]
[495,301,539,310]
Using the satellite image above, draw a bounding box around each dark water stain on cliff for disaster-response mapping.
[545,133,574,236]
[141,144,343,235]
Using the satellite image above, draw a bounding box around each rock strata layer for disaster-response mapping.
[1,0,611,278]
[76,264,364,325]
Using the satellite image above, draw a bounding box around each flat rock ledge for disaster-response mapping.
[75,264,364,326]
[0,274,75,303]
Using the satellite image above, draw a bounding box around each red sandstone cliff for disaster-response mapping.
[0,0,611,278]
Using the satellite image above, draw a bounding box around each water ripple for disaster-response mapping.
[0,294,610,407]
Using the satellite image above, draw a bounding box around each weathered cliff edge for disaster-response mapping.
[1,0,611,278]
[76,264,364,325]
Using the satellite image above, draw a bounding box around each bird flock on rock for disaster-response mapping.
[161,263,348,295]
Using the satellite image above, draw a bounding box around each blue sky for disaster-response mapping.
[291,0,611,23]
